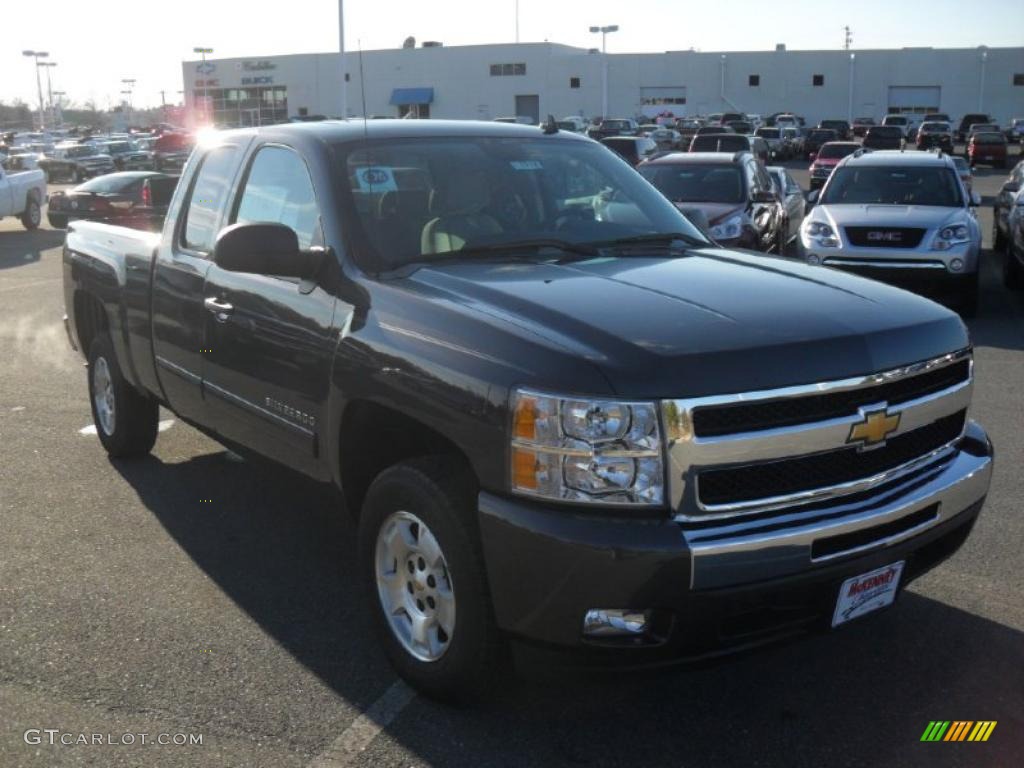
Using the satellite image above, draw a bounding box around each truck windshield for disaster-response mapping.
[821,167,963,207]
[639,164,745,204]
[339,137,707,271]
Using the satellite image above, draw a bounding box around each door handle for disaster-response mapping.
[204,297,234,320]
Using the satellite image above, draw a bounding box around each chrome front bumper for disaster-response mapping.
[683,421,992,589]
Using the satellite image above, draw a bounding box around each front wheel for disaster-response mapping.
[20,195,41,230]
[358,457,505,703]
[87,335,159,457]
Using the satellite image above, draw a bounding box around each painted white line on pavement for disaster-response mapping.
[307,680,416,768]
[79,419,174,436]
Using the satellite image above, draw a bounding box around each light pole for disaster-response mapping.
[40,62,58,126]
[122,78,136,126]
[193,47,214,123]
[848,53,855,123]
[978,49,988,113]
[588,24,618,119]
[515,0,520,44]
[337,2,347,118]
[53,91,66,126]
[22,50,49,130]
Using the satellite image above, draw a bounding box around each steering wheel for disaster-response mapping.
[554,206,595,231]
[492,188,528,228]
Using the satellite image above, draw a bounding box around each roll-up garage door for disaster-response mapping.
[887,86,940,114]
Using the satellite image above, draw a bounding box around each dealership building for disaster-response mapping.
[182,42,1024,128]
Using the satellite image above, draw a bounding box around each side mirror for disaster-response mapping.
[808,152,817,162]
[806,189,820,207]
[969,191,982,207]
[214,222,321,279]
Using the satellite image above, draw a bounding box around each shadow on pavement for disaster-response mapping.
[0,228,65,269]
[110,449,1023,768]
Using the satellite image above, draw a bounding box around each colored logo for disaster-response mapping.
[196,61,216,75]
[848,407,901,449]
[920,721,997,742]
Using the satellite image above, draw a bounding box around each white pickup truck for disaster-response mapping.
[0,162,46,230]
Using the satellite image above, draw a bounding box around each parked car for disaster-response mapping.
[801,150,981,315]
[46,172,179,231]
[586,118,639,141]
[724,120,752,135]
[863,126,904,151]
[717,111,745,126]
[99,140,155,171]
[916,122,954,152]
[781,126,803,157]
[0,161,46,229]
[600,136,659,166]
[818,120,851,141]
[968,132,1009,168]
[1004,185,1024,288]
[689,133,768,163]
[808,142,861,190]
[956,113,992,143]
[1006,118,1024,145]
[646,126,684,150]
[766,165,805,249]
[881,115,913,139]
[803,128,838,159]
[851,117,876,137]
[557,116,588,133]
[693,124,734,137]
[754,127,786,159]
[923,113,951,125]
[61,119,993,702]
[639,151,784,253]
[38,144,116,182]
[152,132,195,172]
[675,118,703,146]
[993,160,1024,251]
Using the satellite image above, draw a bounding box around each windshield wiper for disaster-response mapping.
[590,232,706,251]
[407,239,602,266]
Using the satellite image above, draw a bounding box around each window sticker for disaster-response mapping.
[355,166,397,192]
[511,160,543,171]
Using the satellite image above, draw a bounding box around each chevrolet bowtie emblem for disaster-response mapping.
[848,408,901,449]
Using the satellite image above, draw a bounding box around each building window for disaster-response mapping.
[749,74,760,87]
[570,77,581,89]
[490,62,527,77]
[813,74,824,87]
[344,73,350,82]
[1014,73,1024,86]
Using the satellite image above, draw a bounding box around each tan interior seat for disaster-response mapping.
[420,174,502,255]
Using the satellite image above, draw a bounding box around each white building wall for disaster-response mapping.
[183,43,1024,128]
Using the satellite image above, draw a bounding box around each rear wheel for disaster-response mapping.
[87,335,159,458]
[358,457,505,703]
[20,195,41,230]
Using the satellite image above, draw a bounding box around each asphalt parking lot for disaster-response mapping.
[1,157,1022,768]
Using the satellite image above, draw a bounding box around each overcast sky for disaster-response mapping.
[5,0,1022,110]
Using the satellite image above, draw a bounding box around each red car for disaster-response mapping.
[968,133,1008,168]
[808,141,860,190]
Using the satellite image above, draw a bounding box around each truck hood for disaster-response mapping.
[814,204,965,230]
[400,250,967,398]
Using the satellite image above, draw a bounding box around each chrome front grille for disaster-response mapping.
[662,349,972,521]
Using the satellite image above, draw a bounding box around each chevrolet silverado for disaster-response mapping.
[63,120,993,701]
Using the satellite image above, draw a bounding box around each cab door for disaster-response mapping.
[200,143,338,477]
[151,143,245,423]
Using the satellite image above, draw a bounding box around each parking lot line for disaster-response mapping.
[306,680,416,768]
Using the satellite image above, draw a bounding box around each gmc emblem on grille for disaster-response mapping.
[867,231,902,242]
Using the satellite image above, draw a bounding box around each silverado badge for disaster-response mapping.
[848,407,901,449]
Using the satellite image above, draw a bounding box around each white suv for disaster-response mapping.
[799,150,981,316]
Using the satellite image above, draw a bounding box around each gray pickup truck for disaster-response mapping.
[63,120,993,701]
[0,162,46,229]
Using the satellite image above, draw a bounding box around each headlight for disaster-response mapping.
[709,214,745,241]
[931,223,971,251]
[511,390,664,506]
[802,219,838,248]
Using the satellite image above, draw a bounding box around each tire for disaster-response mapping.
[87,335,159,458]
[1005,242,1024,290]
[994,223,1006,252]
[358,456,505,704]
[20,195,41,230]
[958,272,979,319]
[47,213,68,229]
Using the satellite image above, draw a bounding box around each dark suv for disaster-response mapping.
[639,150,784,253]
[803,128,839,159]
[863,126,904,150]
[956,113,992,143]
[818,120,851,140]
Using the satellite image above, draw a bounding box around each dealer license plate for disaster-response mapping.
[832,561,905,628]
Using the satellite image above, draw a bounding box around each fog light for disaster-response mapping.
[807,253,822,265]
[950,258,964,272]
[583,609,649,638]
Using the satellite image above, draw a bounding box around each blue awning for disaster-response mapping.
[389,87,434,106]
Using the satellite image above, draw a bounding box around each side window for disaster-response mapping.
[234,146,321,249]
[746,162,762,197]
[181,147,238,253]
